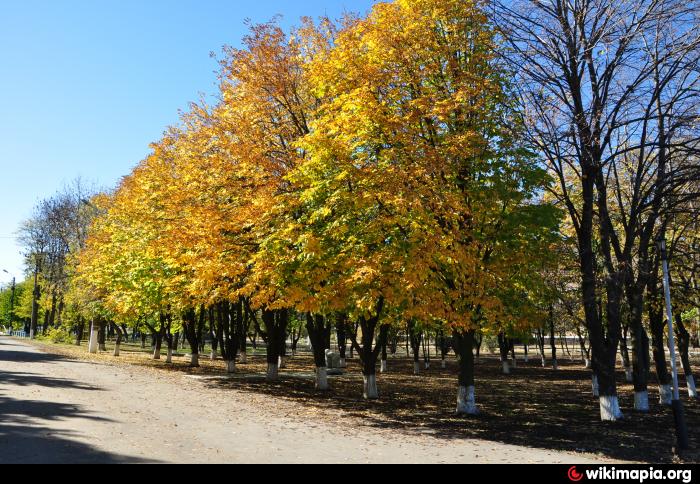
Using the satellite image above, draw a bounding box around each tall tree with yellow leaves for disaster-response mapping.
[258,0,558,402]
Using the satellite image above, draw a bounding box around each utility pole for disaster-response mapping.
[657,238,689,451]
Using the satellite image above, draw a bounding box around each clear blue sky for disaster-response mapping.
[0,0,376,286]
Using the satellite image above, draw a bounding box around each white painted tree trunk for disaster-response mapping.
[239,351,247,364]
[190,353,199,367]
[267,362,279,381]
[278,356,287,369]
[552,359,558,370]
[166,348,173,364]
[624,367,633,383]
[113,343,120,357]
[88,326,99,354]
[316,367,329,391]
[687,375,697,399]
[592,375,600,397]
[634,391,649,411]
[339,358,346,368]
[599,395,623,421]
[153,347,161,360]
[456,386,479,415]
[414,362,421,375]
[541,355,546,368]
[425,361,431,370]
[584,358,591,369]
[502,361,511,375]
[524,355,529,363]
[380,359,388,373]
[210,349,217,361]
[363,374,378,400]
[659,384,672,406]
[226,360,236,374]
[441,358,446,369]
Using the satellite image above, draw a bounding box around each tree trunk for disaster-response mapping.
[98,320,107,352]
[576,326,590,367]
[349,299,385,399]
[631,321,651,411]
[215,301,242,375]
[210,328,218,361]
[424,333,431,370]
[619,326,632,382]
[380,338,388,374]
[88,319,99,354]
[150,322,163,360]
[675,314,697,399]
[454,330,478,415]
[408,320,422,375]
[582,169,622,421]
[549,309,558,370]
[262,309,287,381]
[183,308,201,368]
[536,328,546,367]
[498,333,511,374]
[306,313,330,391]
[164,317,174,364]
[649,303,672,406]
[627,273,652,411]
[336,313,348,368]
[48,293,57,329]
[75,319,85,346]
[113,322,123,357]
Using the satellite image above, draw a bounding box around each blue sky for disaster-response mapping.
[0,0,376,286]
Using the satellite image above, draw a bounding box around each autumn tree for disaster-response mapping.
[255,0,558,404]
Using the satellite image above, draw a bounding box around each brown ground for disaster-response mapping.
[2,336,698,463]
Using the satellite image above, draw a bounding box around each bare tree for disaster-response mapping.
[18,179,100,339]
[495,0,700,420]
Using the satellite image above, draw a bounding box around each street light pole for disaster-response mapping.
[657,238,689,451]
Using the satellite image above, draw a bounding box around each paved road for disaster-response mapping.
[0,336,608,464]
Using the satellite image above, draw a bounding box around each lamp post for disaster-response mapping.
[657,238,689,451]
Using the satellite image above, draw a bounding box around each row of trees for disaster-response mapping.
[11,0,700,422]
[27,0,558,411]
[9,180,98,339]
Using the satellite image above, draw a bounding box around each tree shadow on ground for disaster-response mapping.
[0,371,101,390]
[0,338,75,364]
[198,356,700,464]
[0,396,160,464]
[0,338,160,464]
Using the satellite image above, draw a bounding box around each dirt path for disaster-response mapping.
[0,336,609,464]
